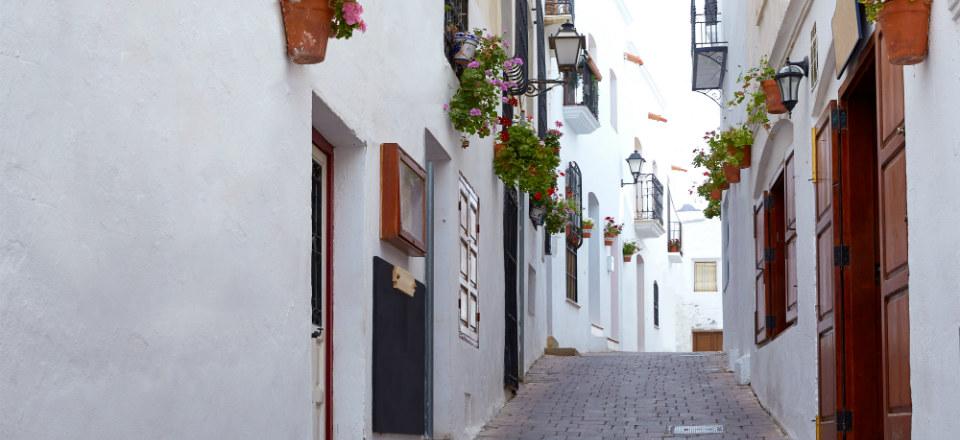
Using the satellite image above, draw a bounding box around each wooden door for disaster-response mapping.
[815,101,841,439]
[311,134,335,440]
[876,31,912,439]
[692,330,723,352]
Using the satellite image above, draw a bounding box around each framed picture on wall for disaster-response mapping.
[380,143,427,257]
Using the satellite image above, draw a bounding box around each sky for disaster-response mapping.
[624,0,722,209]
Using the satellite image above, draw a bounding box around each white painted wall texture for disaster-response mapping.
[721,0,960,439]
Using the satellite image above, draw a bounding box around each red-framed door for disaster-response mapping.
[312,131,335,440]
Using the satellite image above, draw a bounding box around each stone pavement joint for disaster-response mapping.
[476,352,789,440]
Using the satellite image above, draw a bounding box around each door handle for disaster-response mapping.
[311,328,323,339]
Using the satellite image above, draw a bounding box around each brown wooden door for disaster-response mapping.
[876,31,912,440]
[815,101,841,439]
[754,203,768,345]
[692,331,723,352]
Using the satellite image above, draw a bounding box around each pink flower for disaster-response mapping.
[468,60,480,69]
[442,103,449,111]
[358,20,367,32]
[469,108,482,117]
[554,120,563,128]
[501,97,509,103]
[512,57,524,66]
[503,59,515,69]
[342,2,364,26]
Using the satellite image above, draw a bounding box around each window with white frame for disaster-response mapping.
[694,261,718,292]
[459,176,480,342]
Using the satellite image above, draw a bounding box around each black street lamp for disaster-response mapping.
[775,57,809,115]
[620,151,647,187]
[523,22,586,97]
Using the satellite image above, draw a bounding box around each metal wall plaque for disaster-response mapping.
[672,424,725,435]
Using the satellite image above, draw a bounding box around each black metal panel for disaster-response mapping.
[503,188,520,390]
[691,0,728,91]
[653,282,660,327]
[509,0,530,96]
[372,257,426,435]
[311,162,323,327]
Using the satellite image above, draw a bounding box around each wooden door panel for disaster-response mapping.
[755,273,767,344]
[816,228,834,321]
[880,150,909,278]
[885,290,911,410]
[819,329,837,435]
[878,35,905,143]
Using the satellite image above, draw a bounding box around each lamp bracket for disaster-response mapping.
[785,57,810,77]
[523,78,566,97]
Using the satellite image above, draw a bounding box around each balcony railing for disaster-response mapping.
[691,0,727,103]
[563,58,599,119]
[546,0,574,18]
[636,174,663,224]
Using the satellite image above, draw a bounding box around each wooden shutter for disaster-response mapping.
[876,32,911,439]
[815,101,841,439]
[785,154,798,323]
[754,202,767,344]
[458,177,480,339]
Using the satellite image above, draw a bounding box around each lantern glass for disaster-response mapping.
[776,64,805,112]
[550,22,584,71]
[625,151,646,181]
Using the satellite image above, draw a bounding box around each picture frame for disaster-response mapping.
[380,143,427,257]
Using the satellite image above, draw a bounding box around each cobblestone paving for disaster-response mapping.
[477,352,789,440]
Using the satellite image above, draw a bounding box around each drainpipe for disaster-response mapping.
[424,162,435,438]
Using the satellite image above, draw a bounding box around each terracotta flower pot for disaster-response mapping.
[726,144,738,157]
[739,144,752,169]
[604,235,615,246]
[582,227,593,238]
[720,180,730,190]
[879,0,932,65]
[761,79,788,115]
[494,143,506,157]
[623,255,633,263]
[723,162,741,184]
[668,244,681,253]
[710,189,722,201]
[280,0,333,64]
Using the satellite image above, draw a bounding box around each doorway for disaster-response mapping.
[503,188,520,390]
[635,257,645,352]
[817,32,911,440]
[692,330,723,352]
[311,132,335,440]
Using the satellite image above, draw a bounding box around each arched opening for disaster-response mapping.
[587,193,601,326]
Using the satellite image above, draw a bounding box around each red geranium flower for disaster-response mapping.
[500,130,510,142]
[534,192,543,201]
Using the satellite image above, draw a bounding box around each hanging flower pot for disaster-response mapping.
[494,143,506,157]
[723,162,741,184]
[739,145,752,169]
[761,79,788,115]
[710,189,722,201]
[583,227,593,239]
[280,0,334,64]
[604,234,615,246]
[623,255,633,263]
[504,59,526,94]
[582,218,594,238]
[878,0,932,65]
[720,180,730,190]
[453,33,480,65]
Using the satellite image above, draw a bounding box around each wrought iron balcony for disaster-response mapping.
[691,0,727,105]
[545,0,574,24]
[634,174,665,239]
[562,57,600,134]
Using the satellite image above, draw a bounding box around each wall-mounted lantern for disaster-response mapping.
[620,151,647,187]
[522,22,587,97]
[775,57,809,115]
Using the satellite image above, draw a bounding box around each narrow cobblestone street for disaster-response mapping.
[478,353,788,440]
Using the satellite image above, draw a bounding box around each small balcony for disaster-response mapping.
[691,0,727,104]
[668,219,683,262]
[544,0,574,25]
[562,57,601,134]
[634,174,665,239]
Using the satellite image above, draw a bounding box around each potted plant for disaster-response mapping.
[446,30,510,147]
[860,0,932,65]
[728,57,785,121]
[723,161,741,184]
[668,238,681,253]
[493,117,562,197]
[603,217,623,246]
[622,241,640,263]
[728,125,753,170]
[582,217,595,238]
[280,0,366,64]
[453,32,481,65]
[540,191,577,235]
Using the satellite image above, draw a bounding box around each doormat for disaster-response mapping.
[671,425,724,435]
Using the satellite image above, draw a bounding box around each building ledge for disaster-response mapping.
[668,252,683,263]
[634,218,665,239]
[563,105,600,134]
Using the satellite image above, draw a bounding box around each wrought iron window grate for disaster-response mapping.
[636,174,664,225]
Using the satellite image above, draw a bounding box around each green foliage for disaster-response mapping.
[541,196,578,235]
[622,241,640,256]
[727,56,777,128]
[448,30,509,140]
[493,119,562,197]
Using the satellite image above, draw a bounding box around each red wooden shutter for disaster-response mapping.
[785,154,798,323]
[754,201,768,344]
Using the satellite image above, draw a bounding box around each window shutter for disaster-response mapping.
[755,202,768,344]
[458,177,480,340]
[785,155,798,323]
